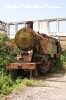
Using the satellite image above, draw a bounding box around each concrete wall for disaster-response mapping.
[7,18,66,38]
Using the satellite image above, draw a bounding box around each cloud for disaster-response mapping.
[5,4,44,9]
[5,4,62,9]
[48,6,62,9]
[5,4,22,8]
[23,5,43,8]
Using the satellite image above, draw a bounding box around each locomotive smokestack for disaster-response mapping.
[25,21,33,29]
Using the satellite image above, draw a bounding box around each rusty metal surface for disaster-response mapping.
[10,42,16,47]
[6,63,36,70]
[48,41,54,57]
[17,50,33,62]
[48,40,57,58]
[39,36,57,58]
[40,38,48,54]
[15,28,35,51]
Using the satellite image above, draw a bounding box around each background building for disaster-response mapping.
[0,21,7,33]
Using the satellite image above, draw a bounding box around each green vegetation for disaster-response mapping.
[0,76,13,99]
[0,33,19,98]
[51,51,66,73]
[0,33,19,68]
[0,76,46,99]
[60,51,66,62]
[52,59,64,73]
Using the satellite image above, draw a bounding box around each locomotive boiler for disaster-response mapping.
[6,21,61,77]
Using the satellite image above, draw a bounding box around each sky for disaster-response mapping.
[0,0,66,23]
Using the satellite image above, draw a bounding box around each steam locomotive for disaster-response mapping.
[6,21,61,77]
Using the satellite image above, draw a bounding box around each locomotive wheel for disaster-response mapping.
[38,61,52,75]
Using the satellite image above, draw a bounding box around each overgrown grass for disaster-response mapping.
[0,76,46,99]
[25,79,46,87]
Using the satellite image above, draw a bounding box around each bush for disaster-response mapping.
[0,76,14,88]
[15,77,23,84]
[1,85,12,95]
[60,51,66,62]
[0,76,14,96]
[0,33,19,68]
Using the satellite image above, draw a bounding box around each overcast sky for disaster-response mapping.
[0,0,66,22]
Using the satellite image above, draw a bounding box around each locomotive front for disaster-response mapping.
[6,21,61,77]
[15,28,35,51]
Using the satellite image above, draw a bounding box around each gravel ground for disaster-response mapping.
[3,72,66,100]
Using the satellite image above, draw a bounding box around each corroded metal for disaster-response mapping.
[6,63,36,70]
[15,28,35,51]
[6,62,36,78]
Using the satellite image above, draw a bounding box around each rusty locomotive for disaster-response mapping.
[6,21,61,77]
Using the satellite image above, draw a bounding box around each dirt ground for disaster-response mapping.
[3,71,66,100]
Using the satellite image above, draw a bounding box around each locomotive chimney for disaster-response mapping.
[25,21,33,29]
